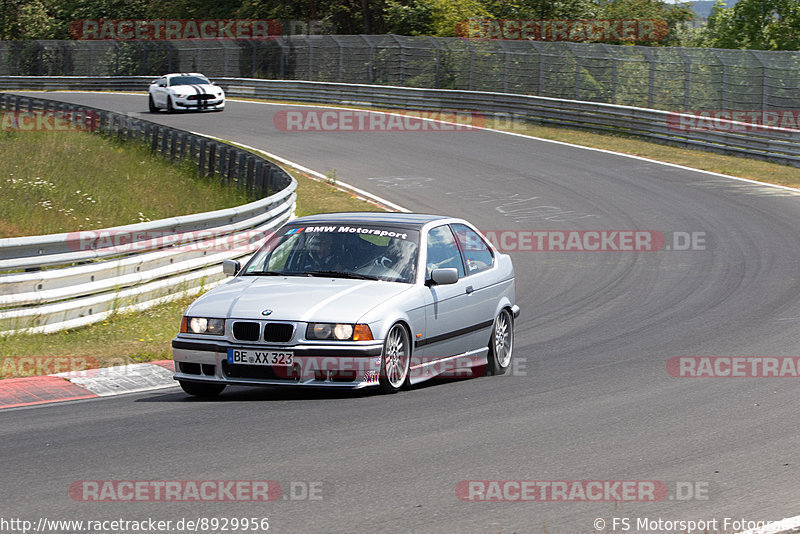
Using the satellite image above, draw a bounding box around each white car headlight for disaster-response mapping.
[306,323,372,341]
[181,316,225,335]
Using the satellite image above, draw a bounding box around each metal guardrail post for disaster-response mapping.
[751,51,769,112]
[641,47,656,110]
[711,49,728,111]
[675,49,692,111]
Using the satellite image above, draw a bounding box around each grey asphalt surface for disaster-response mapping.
[2,92,800,533]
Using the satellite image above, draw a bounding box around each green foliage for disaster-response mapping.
[385,0,434,35]
[598,0,694,45]
[0,0,59,39]
[700,0,800,50]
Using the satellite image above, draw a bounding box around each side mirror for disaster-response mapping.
[159,82,166,87]
[428,268,458,285]
[222,259,241,276]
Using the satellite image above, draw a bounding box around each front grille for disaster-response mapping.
[233,321,260,341]
[264,322,294,342]
[222,361,301,381]
[187,94,214,101]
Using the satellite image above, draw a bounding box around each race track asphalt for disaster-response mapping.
[2,92,799,533]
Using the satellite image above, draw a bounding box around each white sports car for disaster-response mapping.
[148,73,225,113]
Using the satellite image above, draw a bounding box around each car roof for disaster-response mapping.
[290,212,450,229]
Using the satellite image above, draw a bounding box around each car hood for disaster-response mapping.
[169,83,222,94]
[187,276,412,323]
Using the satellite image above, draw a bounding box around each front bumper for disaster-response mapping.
[172,338,384,388]
[173,97,224,110]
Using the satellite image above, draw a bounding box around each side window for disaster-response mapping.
[452,223,494,275]
[426,225,465,278]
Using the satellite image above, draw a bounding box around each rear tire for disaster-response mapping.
[148,95,158,112]
[179,380,225,397]
[379,324,411,393]
[487,308,513,376]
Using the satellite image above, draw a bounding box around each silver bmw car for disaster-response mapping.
[172,212,519,396]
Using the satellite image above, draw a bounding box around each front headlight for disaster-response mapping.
[180,316,225,335]
[306,323,373,341]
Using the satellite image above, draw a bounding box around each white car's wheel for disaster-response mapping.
[166,96,175,114]
[487,308,513,375]
[148,95,158,112]
[379,324,410,393]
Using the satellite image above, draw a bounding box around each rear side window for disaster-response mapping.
[452,223,494,275]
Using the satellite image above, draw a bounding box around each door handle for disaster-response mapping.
[465,285,473,294]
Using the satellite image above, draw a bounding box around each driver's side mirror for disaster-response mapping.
[427,267,458,286]
[223,259,241,276]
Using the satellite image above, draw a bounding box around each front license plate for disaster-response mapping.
[227,348,294,366]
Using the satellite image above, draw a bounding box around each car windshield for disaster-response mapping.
[242,224,419,283]
[169,76,210,86]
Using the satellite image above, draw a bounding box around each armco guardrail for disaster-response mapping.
[0,93,296,335]
[2,76,799,167]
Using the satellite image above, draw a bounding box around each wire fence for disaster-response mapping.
[1,36,799,111]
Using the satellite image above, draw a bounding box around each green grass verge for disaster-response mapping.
[0,130,255,238]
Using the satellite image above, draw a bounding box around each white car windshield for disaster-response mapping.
[169,76,210,86]
[243,225,419,283]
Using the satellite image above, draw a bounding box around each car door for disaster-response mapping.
[154,76,168,106]
[419,224,472,363]
[450,223,499,352]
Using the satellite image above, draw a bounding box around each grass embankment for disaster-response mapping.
[0,130,255,237]
[0,131,380,377]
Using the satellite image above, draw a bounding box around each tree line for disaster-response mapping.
[1,0,798,50]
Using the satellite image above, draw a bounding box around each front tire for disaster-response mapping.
[166,96,175,114]
[148,95,158,112]
[179,380,225,397]
[379,324,411,393]
[487,308,513,376]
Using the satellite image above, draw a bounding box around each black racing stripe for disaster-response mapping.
[414,319,494,348]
